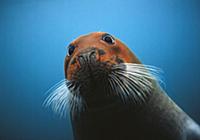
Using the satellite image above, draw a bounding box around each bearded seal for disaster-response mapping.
[44,32,200,140]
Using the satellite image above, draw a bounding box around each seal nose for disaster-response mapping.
[77,49,97,65]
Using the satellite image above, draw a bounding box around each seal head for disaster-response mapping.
[64,32,144,109]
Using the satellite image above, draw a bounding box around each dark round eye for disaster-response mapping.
[68,45,75,55]
[102,34,115,44]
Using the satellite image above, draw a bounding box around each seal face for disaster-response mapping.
[62,32,163,113]
[65,32,140,80]
[44,32,200,140]
[64,32,149,110]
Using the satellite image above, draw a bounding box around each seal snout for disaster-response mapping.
[77,48,98,66]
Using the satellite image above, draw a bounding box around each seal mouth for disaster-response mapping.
[44,62,163,117]
[71,54,113,99]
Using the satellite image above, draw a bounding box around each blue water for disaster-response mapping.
[0,0,200,139]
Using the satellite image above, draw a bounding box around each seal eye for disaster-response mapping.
[102,34,115,44]
[68,45,75,56]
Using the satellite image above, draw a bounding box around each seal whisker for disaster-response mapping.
[113,63,163,84]
[43,79,67,96]
[43,79,85,118]
[110,72,137,103]
[43,80,70,118]
[111,71,145,103]
[120,74,147,103]
[115,71,152,89]
[123,63,164,84]
[108,63,163,104]
[109,74,128,103]
[69,86,87,118]
[117,74,141,103]
[108,77,119,97]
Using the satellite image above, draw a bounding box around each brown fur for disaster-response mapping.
[64,32,140,80]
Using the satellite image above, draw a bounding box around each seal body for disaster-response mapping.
[72,85,200,140]
[63,32,200,140]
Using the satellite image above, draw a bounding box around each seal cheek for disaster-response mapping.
[111,46,121,54]
[65,55,81,80]
[66,63,80,80]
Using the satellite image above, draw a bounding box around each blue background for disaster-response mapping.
[0,0,200,139]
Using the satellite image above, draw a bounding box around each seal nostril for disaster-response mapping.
[89,51,96,60]
[77,50,97,65]
[78,55,86,65]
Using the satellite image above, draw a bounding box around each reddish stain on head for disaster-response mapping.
[64,32,140,80]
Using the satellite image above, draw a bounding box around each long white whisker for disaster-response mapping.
[112,71,146,103]
[109,63,164,103]
[43,79,84,118]
[109,74,127,103]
